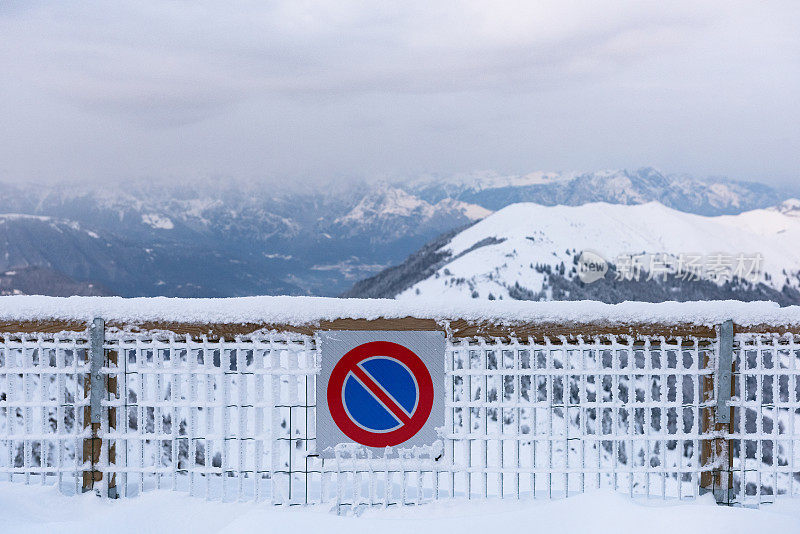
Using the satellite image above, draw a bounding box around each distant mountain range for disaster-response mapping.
[409,168,788,215]
[0,168,796,297]
[345,199,800,305]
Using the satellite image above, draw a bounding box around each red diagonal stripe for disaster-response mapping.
[350,365,413,426]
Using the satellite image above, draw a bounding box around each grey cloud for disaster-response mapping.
[0,0,797,184]
[0,2,716,118]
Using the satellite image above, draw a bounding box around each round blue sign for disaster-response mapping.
[327,341,435,447]
[342,356,419,433]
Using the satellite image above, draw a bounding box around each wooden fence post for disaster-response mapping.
[82,377,100,492]
[700,320,735,504]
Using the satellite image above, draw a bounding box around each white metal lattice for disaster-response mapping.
[96,331,720,506]
[443,336,713,501]
[0,332,89,493]
[2,326,799,510]
[730,333,800,505]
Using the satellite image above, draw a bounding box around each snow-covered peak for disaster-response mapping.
[335,187,490,226]
[455,171,576,191]
[408,170,576,192]
[435,198,492,221]
[771,198,800,217]
[337,187,433,224]
[386,200,800,302]
[443,200,800,260]
[141,213,175,230]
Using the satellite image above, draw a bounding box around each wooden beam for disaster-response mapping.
[104,317,442,338]
[2,316,800,339]
[107,318,720,339]
[734,323,800,335]
[0,320,86,333]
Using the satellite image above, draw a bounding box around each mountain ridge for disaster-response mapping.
[0,168,796,297]
[344,200,800,305]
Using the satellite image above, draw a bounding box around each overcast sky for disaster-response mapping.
[1,1,798,187]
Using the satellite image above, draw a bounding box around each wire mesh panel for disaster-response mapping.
[730,333,800,505]
[104,331,316,502]
[443,336,714,501]
[0,332,89,493]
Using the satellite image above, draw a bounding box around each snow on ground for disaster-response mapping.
[1,482,799,534]
[1,295,800,329]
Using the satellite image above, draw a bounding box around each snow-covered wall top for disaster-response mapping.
[0,296,799,328]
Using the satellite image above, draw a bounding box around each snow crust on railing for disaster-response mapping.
[1,295,800,328]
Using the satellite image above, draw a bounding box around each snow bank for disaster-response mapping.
[1,482,798,534]
[0,295,800,328]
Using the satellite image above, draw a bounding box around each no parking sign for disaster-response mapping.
[316,331,445,456]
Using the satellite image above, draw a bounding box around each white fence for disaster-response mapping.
[1,319,799,510]
[732,333,800,505]
[0,332,88,492]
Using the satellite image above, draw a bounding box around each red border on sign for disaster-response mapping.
[327,341,434,448]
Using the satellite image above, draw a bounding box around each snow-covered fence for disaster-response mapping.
[0,330,89,493]
[1,297,800,510]
[730,333,800,506]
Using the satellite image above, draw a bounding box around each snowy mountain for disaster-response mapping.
[0,212,302,297]
[332,187,490,242]
[410,168,786,215]
[0,168,796,297]
[0,214,123,281]
[345,201,800,305]
[0,180,484,296]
